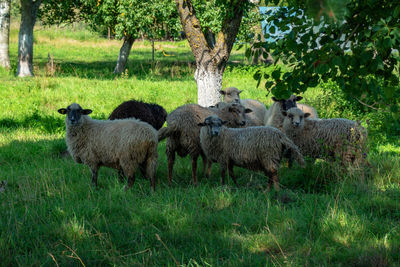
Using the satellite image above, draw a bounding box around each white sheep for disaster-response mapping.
[281,107,367,166]
[199,115,305,190]
[158,103,252,186]
[58,103,158,190]
[264,95,318,130]
[219,87,266,126]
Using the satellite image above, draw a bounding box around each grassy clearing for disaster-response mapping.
[0,25,399,266]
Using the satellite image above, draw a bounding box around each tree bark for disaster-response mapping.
[0,0,11,69]
[176,0,246,107]
[195,66,223,107]
[113,35,134,74]
[17,0,41,77]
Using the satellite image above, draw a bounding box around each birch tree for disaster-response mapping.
[0,0,11,69]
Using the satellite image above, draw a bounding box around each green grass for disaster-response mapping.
[1,24,399,266]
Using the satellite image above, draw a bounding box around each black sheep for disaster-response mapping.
[108,100,167,130]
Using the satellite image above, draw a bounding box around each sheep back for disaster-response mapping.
[240,99,267,126]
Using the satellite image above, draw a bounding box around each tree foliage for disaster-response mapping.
[253,0,400,129]
[40,0,182,41]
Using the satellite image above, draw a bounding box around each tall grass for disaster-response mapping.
[0,24,399,266]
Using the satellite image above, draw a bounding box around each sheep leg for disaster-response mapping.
[228,163,238,187]
[265,170,279,191]
[206,160,212,179]
[127,174,136,190]
[220,164,227,186]
[191,156,198,186]
[145,152,158,191]
[167,153,175,186]
[201,154,208,178]
[90,167,99,187]
[118,170,125,182]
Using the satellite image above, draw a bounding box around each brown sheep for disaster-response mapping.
[158,103,252,186]
[199,116,305,190]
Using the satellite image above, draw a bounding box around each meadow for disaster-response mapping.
[0,23,399,266]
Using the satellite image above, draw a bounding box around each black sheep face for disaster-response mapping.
[58,103,92,126]
[271,95,303,111]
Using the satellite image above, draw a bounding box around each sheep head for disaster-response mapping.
[58,103,92,126]
[215,102,252,128]
[282,107,310,131]
[219,87,242,103]
[198,116,227,137]
[271,95,303,111]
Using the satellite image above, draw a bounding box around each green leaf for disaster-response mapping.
[269,26,276,34]
[394,5,400,18]
[315,63,330,75]
[383,37,392,49]
[384,86,395,98]
[331,56,343,68]
[271,69,281,80]
[253,70,261,81]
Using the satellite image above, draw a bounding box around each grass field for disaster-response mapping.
[1,24,399,266]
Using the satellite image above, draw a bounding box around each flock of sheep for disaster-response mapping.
[58,87,368,191]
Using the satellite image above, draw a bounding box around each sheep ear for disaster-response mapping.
[58,108,67,115]
[295,96,303,101]
[304,112,311,118]
[282,111,288,117]
[198,122,206,127]
[245,108,253,113]
[238,90,243,94]
[81,109,92,115]
[219,90,226,95]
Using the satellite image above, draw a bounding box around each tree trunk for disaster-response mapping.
[17,0,41,77]
[113,35,134,74]
[176,0,246,107]
[195,66,223,107]
[251,5,273,65]
[0,0,11,69]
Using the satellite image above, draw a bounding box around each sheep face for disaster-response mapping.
[271,95,303,111]
[218,103,252,127]
[58,103,92,126]
[198,116,226,137]
[219,87,242,103]
[282,107,310,130]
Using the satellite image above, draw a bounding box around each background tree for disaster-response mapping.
[176,0,254,107]
[254,0,400,132]
[0,0,11,69]
[41,0,181,74]
[17,0,42,77]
